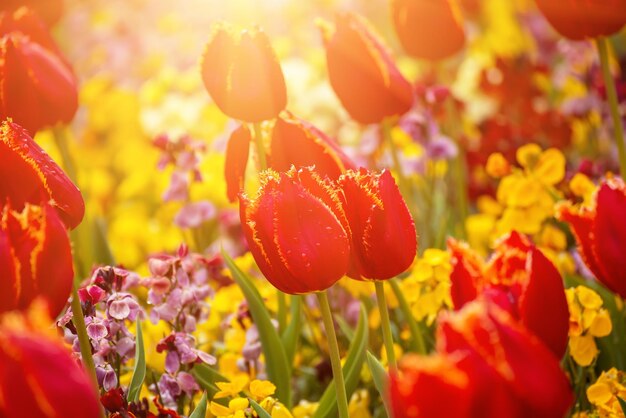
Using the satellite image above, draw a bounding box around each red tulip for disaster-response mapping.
[390,0,466,61]
[201,24,287,123]
[0,0,64,27]
[389,300,573,418]
[319,13,414,124]
[0,7,63,55]
[0,32,78,134]
[0,304,100,418]
[338,168,416,281]
[0,202,74,317]
[535,0,626,40]
[558,178,626,298]
[448,231,569,357]
[224,113,355,202]
[239,167,351,294]
[0,120,85,229]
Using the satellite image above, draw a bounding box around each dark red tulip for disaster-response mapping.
[558,178,626,298]
[319,13,414,124]
[0,32,78,134]
[0,0,64,27]
[391,0,466,61]
[448,231,569,357]
[239,167,351,294]
[0,202,73,317]
[0,305,101,418]
[339,168,416,280]
[390,300,573,418]
[0,120,85,229]
[535,0,626,40]
[201,24,286,123]
[225,125,251,203]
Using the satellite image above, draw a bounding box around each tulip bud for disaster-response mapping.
[448,231,569,357]
[0,120,84,228]
[339,169,416,280]
[0,7,62,55]
[0,202,74,317]
[239,167,351,294]
[535,0,626,40]
[201,24,287,123]
[390,0,465,61]
[319,13,414,124]
[0,303,101,418]
[558,178,626,299]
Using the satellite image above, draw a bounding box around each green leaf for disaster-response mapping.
[389,278,427,354]
[281,295,302,367]
[127,320,146,402]
[189,392,208,418]
[249,399,273,418]
[366,351,391,417]
[313,304,369,418]
[223,250,292,408]
[191,363,230,399]
[618,396,626,415]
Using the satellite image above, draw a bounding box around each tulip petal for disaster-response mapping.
[225,125,251,203]
[447,238,481,310]
[0,227,18,311]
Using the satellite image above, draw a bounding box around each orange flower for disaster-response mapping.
[448,231,569,357]
[558,178,626,299]
[0,120,85,229]
[224,113,355,202]
[319,13,414,124]
[391,0,465,61]
[239,167,351,294]
[0,0,64,26]
[535,0,626,40]
[338,169,416,280]
[389,301,573,418]
[0,304,100,418]
[0,202,74,317]
[201,24,287,123]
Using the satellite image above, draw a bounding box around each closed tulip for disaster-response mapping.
[201,24,286,123]
[0,0,64,27]
[0,7,63,56]
[535,0,626,40]
[389,301,573,418]
[239,167,351,294]
[558,178,626,298]
[0,304,101,418]
[339,168,416,280]
[0,120,85,228]
[391,0,466,61]
[448,231,569,357]
[0,202,74,317]
[224,113,355,202]
[319,13,414,124]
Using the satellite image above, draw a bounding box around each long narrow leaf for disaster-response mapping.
[250,399,273,418]
[127,320,146,402]
[313,304,368,418]
[189,392,208,418]
[223,250,292,407]
[366,351,391,417]
[281,295,302,367]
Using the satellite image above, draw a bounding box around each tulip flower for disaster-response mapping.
[0,120,85,228]
[389,300,573,418]
[224,113,355,202]
[0,202,74,317]
[558,178,626,299]
[319,13,414,124]
[239,166,351,294]
[0,303,101,418]
[0,7,63,56]
[390,0,465,61]
[339,168,416,281]
[534,0,626,40]
[0,33,78,134]
[201,23,287,123]
[448,231,569,357]
[0,0,64,27]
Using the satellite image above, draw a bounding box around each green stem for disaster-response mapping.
[316,291,350,418]
[252,123,268,171]
[277,290,287,334]
[597,37,626,175]
[70,284,99,390]
[389,278,427,354]
[374,281,397,371]
[381,119,410,200]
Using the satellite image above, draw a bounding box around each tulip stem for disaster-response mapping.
[597,37,626,175]
[374,281,397,372]
[70,283,100,394]
[316,290,350,418]
[381,119,410,202]
[390,278,427,354]
[277,289,287,334]
[252,123,268,171]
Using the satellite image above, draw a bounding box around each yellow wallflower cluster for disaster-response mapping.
[210,379,294,418]
[566,286,613,367]
[586,368,626,418]
[401,249,453,325]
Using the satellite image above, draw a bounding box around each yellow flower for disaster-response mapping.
[292,401,318,418]
[569,334,598,367]
[214,375,249,399]
[587,368,626,417]
[485,152,511,178]
[249,380,277,401]
[210,398,249,418]
[348,390,372,418]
